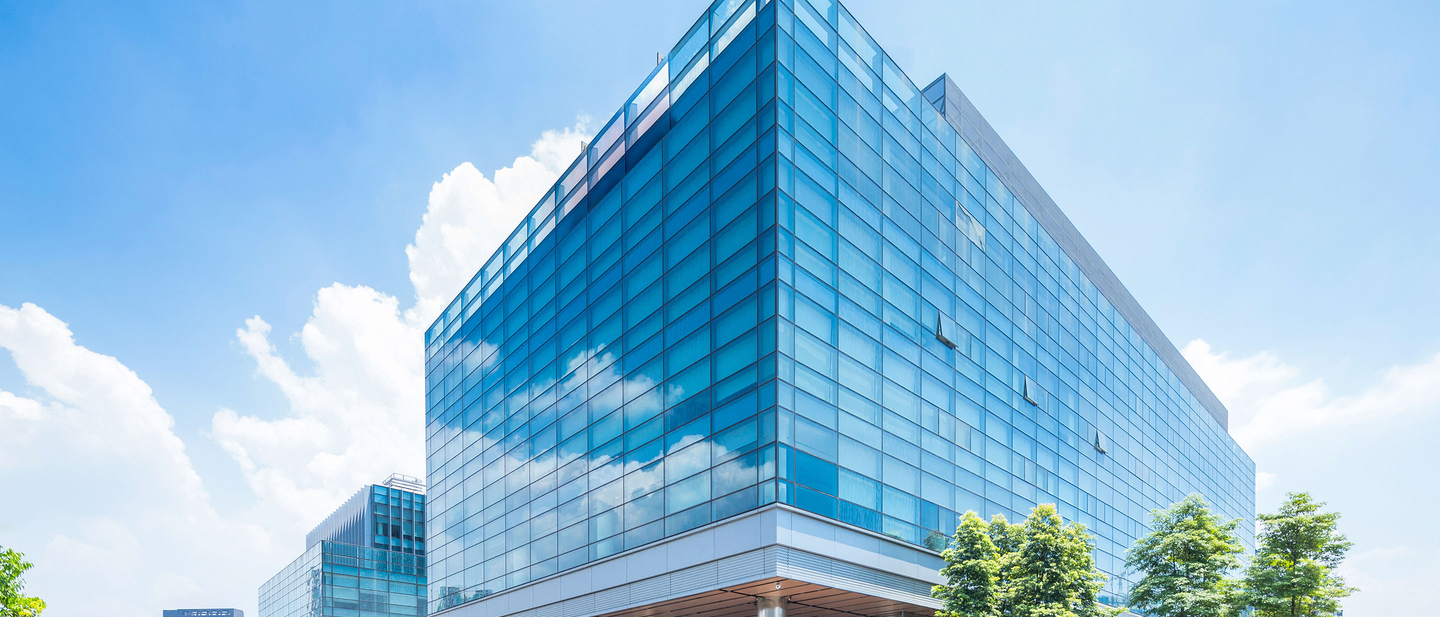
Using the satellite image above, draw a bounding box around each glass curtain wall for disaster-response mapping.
[259,542,426,617]
[422,0,1255,612]
[424,0,782,611]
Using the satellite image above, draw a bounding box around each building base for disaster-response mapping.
[433,505,943,617]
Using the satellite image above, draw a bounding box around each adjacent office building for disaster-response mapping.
[259,475,429,617]
[422,0,1255,615]
[164,610,243,617]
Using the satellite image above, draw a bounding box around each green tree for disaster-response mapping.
[1240,493,1355,617]
[1125,494,1244,617]
[934,511,999,617]
[989,514,1023,617]
[989,514,1024,554]
[933,505,1118,617]
[0,546,45,617]
[1006,504,1114,617]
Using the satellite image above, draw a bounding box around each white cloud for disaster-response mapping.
[1183,338,1440,615]
[406,118,591,322]
[1182,339,1440,449]
[0,303,206,510]
[0,302,271,616]
[0,118,591,616]
[211,117,590,535]
[212,284,425,527]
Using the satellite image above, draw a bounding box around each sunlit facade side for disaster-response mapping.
[422,0,1254,614]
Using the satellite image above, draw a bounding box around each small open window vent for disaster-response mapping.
[934,315,958,350]
[1022,376,1044,406]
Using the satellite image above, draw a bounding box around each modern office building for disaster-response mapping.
[258,475,429,617]
[163,610,244,617]
[422,0,1254,615]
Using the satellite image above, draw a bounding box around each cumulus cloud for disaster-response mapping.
[0,302,270,615]
[1181,341,1440,615]
[212,284,425,527]
[406,119,591,322]
[0,118,591,616]
[1182,339,1440,449]
[0,303,206,510]
[212,117,591,537]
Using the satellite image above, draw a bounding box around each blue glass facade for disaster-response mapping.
[259,481,428,617]
[305,480,429,556]
[423,0,1254,613]
[258,542,427,617]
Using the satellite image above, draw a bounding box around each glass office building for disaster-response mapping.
[423,0,1254,615]
[259,477,429,617]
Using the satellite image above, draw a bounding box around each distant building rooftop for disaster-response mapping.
[304,474,426,553]
[381,473,425,494]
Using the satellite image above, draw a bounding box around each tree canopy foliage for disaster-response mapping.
[936,492,1357,617]
[1125,494,1244,617]
[1239,492,1355,617]
[0,546,45,617]
[933,504,1119,617]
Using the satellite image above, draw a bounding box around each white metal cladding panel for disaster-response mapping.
[562,593,596,617]
[778,548,937,607]
[716,548,775,587]
[434,507,946,617]
[442,548,769,617]
[593,586,630,614]
[437,545,939,617]
[670,560,721,596]
[629,575,669,607]
[531,602,564,617]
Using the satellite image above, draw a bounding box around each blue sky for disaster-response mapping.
[1,0,1436,614]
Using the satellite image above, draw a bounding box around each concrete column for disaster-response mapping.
[757,596,787,617]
